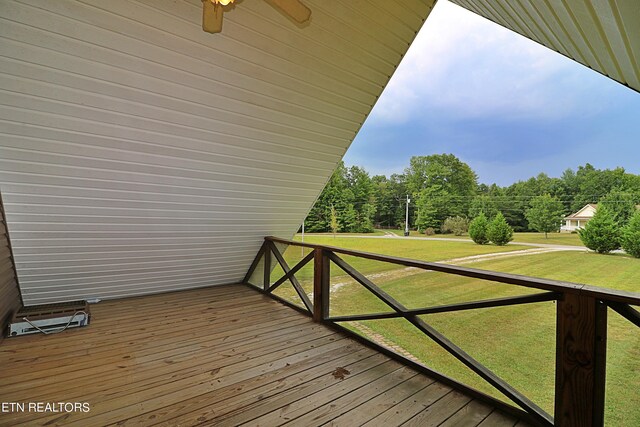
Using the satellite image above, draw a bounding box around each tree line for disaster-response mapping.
[304,154,640,234]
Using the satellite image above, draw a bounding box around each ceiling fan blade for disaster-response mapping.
[268,0,311,23]
[202,0,224,34]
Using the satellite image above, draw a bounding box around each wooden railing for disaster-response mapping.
[243,236,640,427]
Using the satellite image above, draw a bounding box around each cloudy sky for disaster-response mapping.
[344,1,640,186]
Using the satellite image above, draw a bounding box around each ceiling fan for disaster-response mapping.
[201,0,312,34]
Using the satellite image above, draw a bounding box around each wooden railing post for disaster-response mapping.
[554,294,607,427]
[263,242,271,291]
[313,247,329,322]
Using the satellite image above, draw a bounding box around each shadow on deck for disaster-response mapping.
[0,284,530,426]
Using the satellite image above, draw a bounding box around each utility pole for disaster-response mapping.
[404,195,410,236]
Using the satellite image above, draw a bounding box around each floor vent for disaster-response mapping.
[7,301,90,337]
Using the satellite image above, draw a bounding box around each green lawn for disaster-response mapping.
[305,230,585,246]
[263,236,639,426]
[427,232,584,246]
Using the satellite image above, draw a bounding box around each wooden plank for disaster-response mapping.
[279,366,418,426]
[11,334,350,426]
[2,307,301,374]
[147,348,378,427]
[10,334,355,424]
[263,243,271,291]
[0,285,534,427]
[13,317,313,399]
[16,334,357,425]
[325,373,436,426]
[439,399,495,427]
[406,316,551,425]
[329,292,559,322]
[554,294,606,427]
[0,293,280,361]
[268,240,313,313]
[269,250,314,293]
[362,382,452,426]
[2,310,310,389]
[313,247,329,322]
[477,409,519,426]
[241,241,265,284]
[2,318,322,403]
[608,301,640,328]
[402,390,471,426]
[227,360,404,426]
[327,249,549,425]
[329,252,404,313]
[266,237,640,305]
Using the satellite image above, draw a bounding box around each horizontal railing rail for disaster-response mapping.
[243,236,640,427]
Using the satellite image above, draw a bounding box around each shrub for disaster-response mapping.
[424,227,435,236]
[487,212,513,246]
[441,216,470,236]
[468,213,489,245]
[621,211,640,258]
[578,207,621,254]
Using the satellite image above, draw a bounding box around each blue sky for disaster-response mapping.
[344,2,640,186]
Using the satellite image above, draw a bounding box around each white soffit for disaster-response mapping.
[449,0,640,92]
[0,0,434,304]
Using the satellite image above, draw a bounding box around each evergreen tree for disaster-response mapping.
[621,211,640,258]
[578,207,621,254]
[525,194,565,238]
[469,213,490,245]
[487,212,513,246]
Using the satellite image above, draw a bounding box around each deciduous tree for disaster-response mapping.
[525,194,565,238]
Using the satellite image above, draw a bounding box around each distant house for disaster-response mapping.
[561,203,640,232]
[561,204,597,232]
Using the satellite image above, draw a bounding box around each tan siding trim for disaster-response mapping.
[0,192,22,343]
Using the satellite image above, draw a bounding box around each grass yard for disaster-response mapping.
[306,230,586,246]
[264,235,640,426]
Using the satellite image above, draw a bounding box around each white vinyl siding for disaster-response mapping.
[0,0,433,304]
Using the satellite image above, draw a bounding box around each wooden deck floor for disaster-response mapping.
[0,285,529,426]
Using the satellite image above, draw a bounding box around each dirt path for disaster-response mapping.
[302,233,586,251]
[325,247,563,295]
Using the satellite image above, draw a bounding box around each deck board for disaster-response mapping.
[0,284,531,426]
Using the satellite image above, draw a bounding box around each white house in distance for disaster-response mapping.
[561,204,597,232]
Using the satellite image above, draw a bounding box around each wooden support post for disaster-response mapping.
[263,244,271,291]
[313,248,329,322]
[554,294,607,427]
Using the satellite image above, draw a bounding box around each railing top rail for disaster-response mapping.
[266,236,640,306]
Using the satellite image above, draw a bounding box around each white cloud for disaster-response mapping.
[370,1,601,125]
